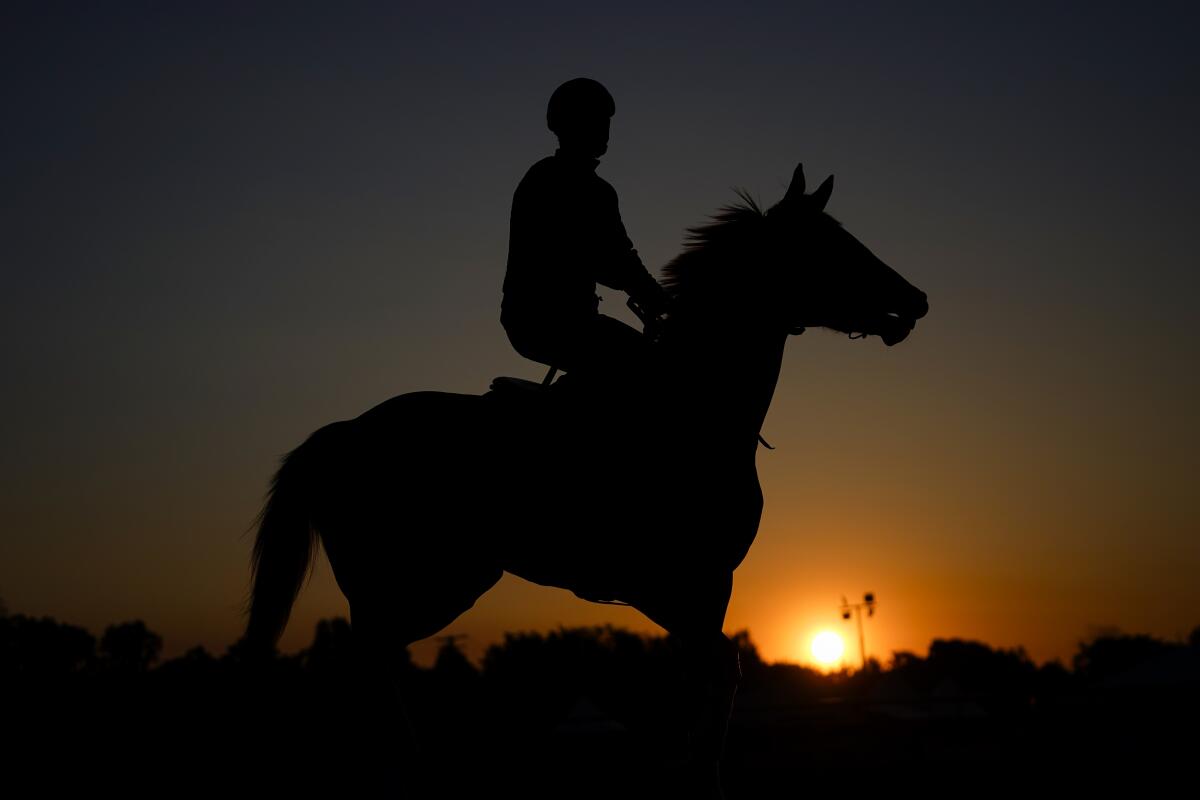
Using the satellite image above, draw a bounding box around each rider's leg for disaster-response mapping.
[500,307,561,370]
[501,309,651,390]
[558,313,653,390]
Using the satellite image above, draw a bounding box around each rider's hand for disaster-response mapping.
[633,282,672,321]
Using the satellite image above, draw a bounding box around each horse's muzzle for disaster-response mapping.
[879,314,917,346]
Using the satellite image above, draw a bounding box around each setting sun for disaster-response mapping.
[811,631,845,668]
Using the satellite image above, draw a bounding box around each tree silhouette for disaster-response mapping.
[303,617,356,677]
[882,638,1038,709]
[433,635,478,682]
[1072,629,1181,684]
[156,645,218,680]
[99,620,162,673]
[0,614,96,675]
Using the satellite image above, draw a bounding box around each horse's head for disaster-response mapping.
[764,163,928,345]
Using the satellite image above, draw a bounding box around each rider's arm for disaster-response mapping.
[593,184,670,313]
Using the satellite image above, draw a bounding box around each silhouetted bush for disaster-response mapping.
[480,624,679,733]
[302,616,357,677]
[1073,630,1183,685]
[99,620,162,673]
[0,613,96,675]
[878,638,1039,712]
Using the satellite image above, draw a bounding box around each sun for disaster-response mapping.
[811,631,845,668]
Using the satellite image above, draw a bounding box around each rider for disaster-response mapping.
[501,77,671,389]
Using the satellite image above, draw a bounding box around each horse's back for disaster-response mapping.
[356,389,484,431]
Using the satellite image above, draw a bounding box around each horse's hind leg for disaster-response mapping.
[345,562,503,788]
[345,603,423,792]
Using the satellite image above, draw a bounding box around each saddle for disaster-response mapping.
[483,373,576,424]
[486,366,594,403]
[485,369,632,418]
[487,376,550,396]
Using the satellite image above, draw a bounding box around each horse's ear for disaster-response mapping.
[812,175,834,211]
[782,162,806,206]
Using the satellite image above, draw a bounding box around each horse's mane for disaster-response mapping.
[659,188,845,300]
[660,190,767,298]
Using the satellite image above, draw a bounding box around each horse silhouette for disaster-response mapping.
[242,162,928,796]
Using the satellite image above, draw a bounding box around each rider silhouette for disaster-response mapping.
[501,78,670,387]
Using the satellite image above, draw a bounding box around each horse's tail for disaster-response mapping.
[242,430,327,653]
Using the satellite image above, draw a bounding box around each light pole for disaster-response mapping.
[840,592,877,671]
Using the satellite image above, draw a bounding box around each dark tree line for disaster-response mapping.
[2,602,1197,795]
[3,603,1198,712]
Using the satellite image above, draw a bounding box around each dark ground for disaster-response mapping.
[5,670,1193,797]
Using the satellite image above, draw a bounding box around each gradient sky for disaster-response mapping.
[3,2,1198,669]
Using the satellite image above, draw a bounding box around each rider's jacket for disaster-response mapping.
[502,148,662,330]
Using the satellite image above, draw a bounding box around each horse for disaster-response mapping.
[241,162,928,796]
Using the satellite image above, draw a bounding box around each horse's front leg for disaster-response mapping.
[675,627,741,794]
[636,568,740,797]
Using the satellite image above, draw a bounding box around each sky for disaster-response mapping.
[3,2,1198,669]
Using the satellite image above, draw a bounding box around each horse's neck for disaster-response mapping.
[659,303,787,454]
